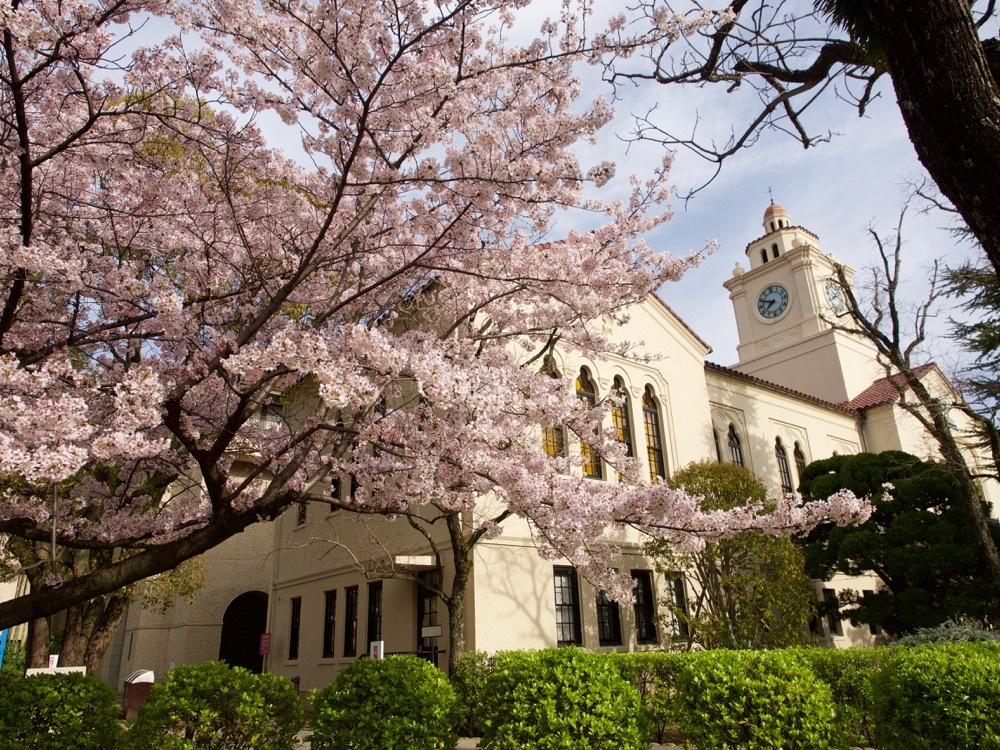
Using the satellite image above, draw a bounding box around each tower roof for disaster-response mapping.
[763,202,790,231]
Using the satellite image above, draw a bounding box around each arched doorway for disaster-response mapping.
[218,591,268,673]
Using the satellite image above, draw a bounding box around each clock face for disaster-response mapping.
[757,284,789,319]
[825,279,846,313]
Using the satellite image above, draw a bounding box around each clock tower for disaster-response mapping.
[722,203,882,404]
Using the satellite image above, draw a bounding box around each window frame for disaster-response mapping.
[643,385,667,482]
[322,590,336,658]
[343,585,359,657]
[631,570,658,645]
[553,566,582,646]
[288,596,301,661]
[776,437,793,494]
[596,590,623,646]
[366,581,383,648]
[728,424,744,467]
[575,369,603,480]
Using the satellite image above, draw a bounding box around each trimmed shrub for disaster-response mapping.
[675,649,841,750]
[793,647,883,748]
[873,643,1000,750]
[892,619,1000,646]
[0,672,122,750]
[450,650,497,737]
[608,650,688,744]
[479,647,647,750]
[127,661,304,750]
[309,655,460,750]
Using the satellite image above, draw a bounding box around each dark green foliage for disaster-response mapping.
[479,648,647,750]
[607,651,687,744]
[310,655,459,750]
[675,649,841,750]
[873,643,1000,750]
[450,650,496,737]
[792,647,883,747]
[800,451,1000,634]
[127,661,304,750]
[0,672,123,750]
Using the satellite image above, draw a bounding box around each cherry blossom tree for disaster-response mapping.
[0,0,870,639]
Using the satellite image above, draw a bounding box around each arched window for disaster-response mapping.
[713,430,723,463]
[771,243,780,259]
[776,438,793,494]
[794,442,807,478]
[611,378,634,458]
[576,369,603,479]
[643,386,666,482]
[760,248,769,264]
[728,424,744,467]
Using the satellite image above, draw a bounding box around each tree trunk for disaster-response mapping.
[84,591,129,673]
[863,0,1000,283]
[25,617,49,669]
[444,513,473,674]
[59,602,87,666]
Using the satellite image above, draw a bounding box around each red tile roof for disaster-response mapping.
[837,363,939,411]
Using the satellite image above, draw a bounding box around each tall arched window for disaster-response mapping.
[713,430,723,463]
[794,442,807,479]
[643,386,666,482]
[611,378,634,458]
[728,424,744,467]
[775,438,793,494]
[576,368,603,479]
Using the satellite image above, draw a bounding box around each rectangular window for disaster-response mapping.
[288,597,301,660]
[417,570,442,665]
[823,588,843,636]
[663,574,689,639]
[862,590,882,636]
[322,590,336,658]
[553,567,582,646]
[631,570,658,644]
[296,501,307,526]
[343,585,359,657]
[596,591,622,646]
[366,581,383,648]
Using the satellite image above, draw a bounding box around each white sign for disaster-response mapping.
[47,654,59,668]
[370,640,384,659]
[26,666,87,677]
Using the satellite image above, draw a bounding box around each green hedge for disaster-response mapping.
[450,650,497,738]
[792,647,883,747]
[606,651,687,744]
[0,672,122,750]
[675,649,841,750]
[127,661,304,750]
[479,648,647,750]
[873,642,1000,750]
[310,655,460,750]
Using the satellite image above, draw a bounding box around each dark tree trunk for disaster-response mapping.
[444,513,472,674]
[25,617,49,669]
[863,0,1000,283]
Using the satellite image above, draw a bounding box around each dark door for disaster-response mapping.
[219,591,268,673]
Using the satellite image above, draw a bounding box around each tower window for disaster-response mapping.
[760,248,768,264]
[772,243,779,259]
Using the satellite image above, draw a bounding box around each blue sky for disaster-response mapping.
[577,32,976,373]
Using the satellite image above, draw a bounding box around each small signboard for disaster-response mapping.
[370,640,384,660]
[421,625,443,638]
[259,633,271,656]
[48,654,59,669]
